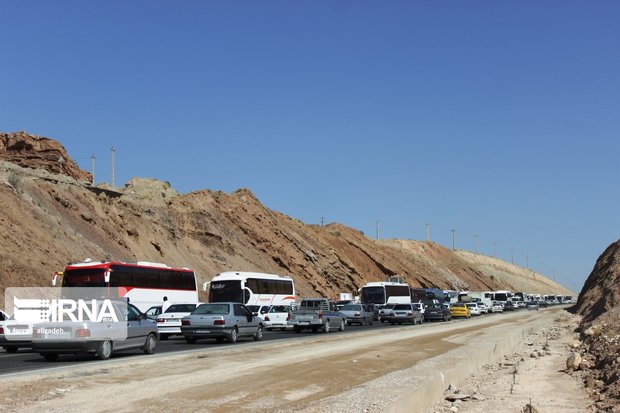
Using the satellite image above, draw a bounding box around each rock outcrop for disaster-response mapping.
[0,131,91,182]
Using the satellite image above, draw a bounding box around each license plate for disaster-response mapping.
[168,318,179,322]
[195,330,211,334]
[299,321,309,325]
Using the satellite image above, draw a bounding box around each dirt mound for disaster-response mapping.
[573,239,620,410]
[0,131,91,182]
[123,177,178,203]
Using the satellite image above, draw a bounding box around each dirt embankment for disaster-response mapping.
[572,239,620,411]
[0,131,572,310]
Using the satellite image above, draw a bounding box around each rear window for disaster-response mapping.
[165,304,197,313]
[393,304,411,310]
[193,304,229,315]
[269,306,290,313]
[340,304,361,311]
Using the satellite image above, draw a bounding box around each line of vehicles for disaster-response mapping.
[0,260,573,362]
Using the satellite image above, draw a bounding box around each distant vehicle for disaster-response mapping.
[145,305,163,320]
[503,301,516,311]
[489,290,512,306]
[54,260,199,313]
[264,305,293,331]
[491,302,504,313]
[335,300,355,310]
[388,304,423,325]
[207,272,295,307]
[181,302,264,344]
[32,302,158,361]
[477,302,489,314]
[423,304,451,322]
[378,304,396,323]
[526,301,540,311]
[156,303,201,340]
[465,303,481,316]
[339,304,374,326]
[359,282,411,306]
[0,312,32,353]
[246,305,271,320]
[288,298,346,333]
[450,303,471,318]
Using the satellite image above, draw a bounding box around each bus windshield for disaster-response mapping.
[62,268,107,287]
[361,287,386,305]
[209,280,243,303]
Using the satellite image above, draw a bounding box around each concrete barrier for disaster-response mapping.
[386,314,555,413]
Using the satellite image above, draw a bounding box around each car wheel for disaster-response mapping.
[43,353,59,362]
[339,319,345,332]
[159,334,169,341]
[3,346,18,353]
[96,340,113,360]
[254,325,264,341]
[322,320,331,333]
[228,328,238,343]
[143,334,157,354]
[185,336,197,344]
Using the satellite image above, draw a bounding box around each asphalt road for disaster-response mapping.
[0,318,404,376]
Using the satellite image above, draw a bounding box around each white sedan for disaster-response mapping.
[157,303,202,340]
[465,303,481,316]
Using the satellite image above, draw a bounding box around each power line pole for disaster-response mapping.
[375,220,380,240]
[320,217,325,227]
[473,235,479,254]
[111,146,116,188]
[90,154,96,185]
[426,223,430,241]
[510,248,514,264]
[451,229,456,251]
[526,255,529,269]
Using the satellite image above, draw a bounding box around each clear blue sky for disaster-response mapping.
[1,2,619,293]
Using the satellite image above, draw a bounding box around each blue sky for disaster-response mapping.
[1,2,619,293]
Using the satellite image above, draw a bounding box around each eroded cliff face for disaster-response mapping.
[576,239,620,323]
[0,131,571,309]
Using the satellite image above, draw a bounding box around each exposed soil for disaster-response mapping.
[0,309,589,413]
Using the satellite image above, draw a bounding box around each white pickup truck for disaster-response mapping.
[288,298,346,333]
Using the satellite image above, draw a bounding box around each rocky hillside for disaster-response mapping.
[573,239,620,409]
[0,131,572,309]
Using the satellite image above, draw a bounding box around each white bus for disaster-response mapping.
[206,272,296,306]
[490,290,513,304]
[54,260,199,312]
[359,282,411,306]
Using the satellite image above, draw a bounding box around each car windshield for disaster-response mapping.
[340,304,361,311]
[193,304,229,315]
[165,304,197,313]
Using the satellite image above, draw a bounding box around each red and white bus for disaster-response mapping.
[52,260,199,312]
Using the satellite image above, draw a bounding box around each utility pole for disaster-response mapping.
[451,229,456,251]
[426,223,430,241]
[320,217,325,227]
[111,146,116,188]
[90,154,96,185]
[526,255,529,269]
[473,235,479,254]
[510,248,514,264]
[493,242,498,258]
[375,220,380,240]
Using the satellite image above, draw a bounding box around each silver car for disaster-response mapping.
[339,304,374,326]
[31,302,158,361]
[181,302,264,344]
